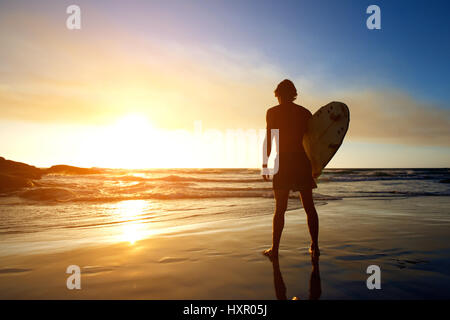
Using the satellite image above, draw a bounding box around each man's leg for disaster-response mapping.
[263,189,289,259]
[300,188,320,256]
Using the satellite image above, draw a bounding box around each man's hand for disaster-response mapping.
[312,169,321,179]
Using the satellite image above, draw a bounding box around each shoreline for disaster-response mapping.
[1,196,449,299]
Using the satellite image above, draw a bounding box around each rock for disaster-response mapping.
[45,165,103,175]
[0,157,43,179]
[0,156,103,194]
[0,157,43,192]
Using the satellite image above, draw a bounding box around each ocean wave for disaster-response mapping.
[39,168,450,185]
[318,173,448,183]
[339,190,450,198]
[322,168,449,180]
[13,185,341,202]
[63,173,264,184]
[155,174,262,183]
[8,187,449,204]
[19,187,76,201]
[3,168,448,203]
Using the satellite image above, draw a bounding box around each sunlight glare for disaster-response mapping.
[115,200,149,245]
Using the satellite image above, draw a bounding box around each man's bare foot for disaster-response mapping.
[309,244,320,258]
[262,248,278,261]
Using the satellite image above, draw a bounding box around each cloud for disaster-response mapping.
[0,9,279,128]
[1,8,449,148]
[300,89,450,147]
[347,90,450,146]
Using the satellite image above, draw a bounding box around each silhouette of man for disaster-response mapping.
[262,79,320,259]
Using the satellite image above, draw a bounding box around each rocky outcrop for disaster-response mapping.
[44,165,103,175]
[0,157,104,194]
[0,157,43,179]
[0,157,43,193]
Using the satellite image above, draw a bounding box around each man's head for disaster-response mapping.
[274,79,297,103]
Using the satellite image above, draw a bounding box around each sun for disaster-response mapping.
[99,113,157,168]
[80,112,208,169]
[115,114,151,132]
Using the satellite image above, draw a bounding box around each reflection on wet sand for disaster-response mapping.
[271,255,321,300]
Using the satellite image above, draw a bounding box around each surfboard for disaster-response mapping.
[303,101,350,178]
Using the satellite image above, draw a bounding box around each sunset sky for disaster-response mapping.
[1,0,449,168]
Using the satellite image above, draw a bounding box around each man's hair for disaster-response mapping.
[274,79,297,102]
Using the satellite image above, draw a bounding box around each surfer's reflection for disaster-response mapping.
[271,255,321,300]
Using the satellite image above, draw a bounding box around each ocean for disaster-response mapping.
[0,168,449,256]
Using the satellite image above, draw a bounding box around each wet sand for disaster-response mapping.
[1,197,449,299]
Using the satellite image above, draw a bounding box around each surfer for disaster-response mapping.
[262,79,320,259]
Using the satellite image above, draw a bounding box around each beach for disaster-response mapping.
[1,0,450,305]
[1,177,450,299]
